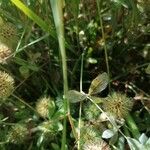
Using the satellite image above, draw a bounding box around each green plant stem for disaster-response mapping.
[50,1,69,149]
[50,0,68,96]
[77,53,84,150]
[96,0,110,90]
[80,53,84,92]
[125,113,140,139]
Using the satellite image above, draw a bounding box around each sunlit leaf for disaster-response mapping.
[11,0,51,33]
[102,129,115,139]
[126,137,142,150]
[88,72,109,95]
[66,90,87,103]
[54,121,63,131]
[112,0,131,8]
[87,57,97,64]
[37,133,44,147]
[139,133,148,145]
[146,138,150,145]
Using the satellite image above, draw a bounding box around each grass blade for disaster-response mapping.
[10,0,55,37]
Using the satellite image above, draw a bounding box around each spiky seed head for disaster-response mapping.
[0,71,14,100]
[0,21,17,48]
[7,124,28,144]
[0,42,12,64]
[103,92,133,119]
[83,139,111,150]
[36,97,49,118]
[36,96,55,118]
[80,125,101,146]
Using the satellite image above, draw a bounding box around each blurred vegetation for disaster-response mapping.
[0,0,150,149]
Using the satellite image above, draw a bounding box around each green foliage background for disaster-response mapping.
[0,0,149,149]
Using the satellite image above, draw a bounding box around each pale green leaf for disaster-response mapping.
[66,90,87,103]
[102,129,115,139]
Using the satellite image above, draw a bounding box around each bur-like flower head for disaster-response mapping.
[103,92,133,118]
[0,71,14,100]
[0,19,18,63]
[7,124,28,144]
[0,42,12,64]
[0,21,17,48]
[36,96,55,118]
[80,125,101,147]
[83,139,111,150]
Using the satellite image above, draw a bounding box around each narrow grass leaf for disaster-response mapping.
[10,0,55,36]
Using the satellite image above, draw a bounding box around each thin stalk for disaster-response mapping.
[77,53,84,150]
[50,0,68,95]
[80,53,84,92]
[12,94,36,112]
[96,0,110,90]
[78,102,82,150]
[50,1,69,149]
